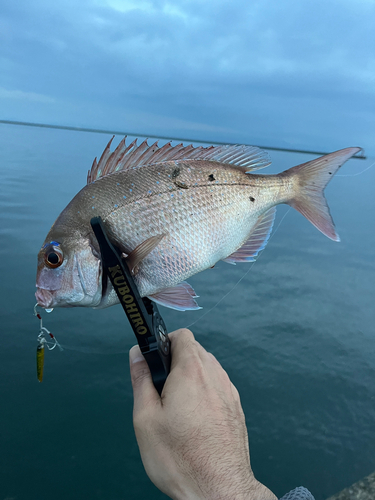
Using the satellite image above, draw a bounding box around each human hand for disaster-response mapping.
[129,328,277,500]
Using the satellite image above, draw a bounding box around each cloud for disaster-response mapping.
[0,0,374,153]
[105,0,188,20]
[0,87,55,103]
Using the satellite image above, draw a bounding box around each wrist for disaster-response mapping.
[245,478,278,500]
[173,473,276,500]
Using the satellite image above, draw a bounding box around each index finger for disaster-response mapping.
[168,328,200,371]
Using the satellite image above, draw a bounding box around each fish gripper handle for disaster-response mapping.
[90,216,171,395]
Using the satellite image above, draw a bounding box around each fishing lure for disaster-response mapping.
[34,304,63,382]
[36,341,45,382]
[33,215,171,393]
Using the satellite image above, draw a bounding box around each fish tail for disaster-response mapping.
[280,147,362,241]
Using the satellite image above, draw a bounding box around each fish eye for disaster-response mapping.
[44,244,64,269]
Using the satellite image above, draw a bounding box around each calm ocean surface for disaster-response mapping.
[0,125,374,500]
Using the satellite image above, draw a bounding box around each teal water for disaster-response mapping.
[0,125,374,500]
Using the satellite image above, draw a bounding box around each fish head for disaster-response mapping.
[35,227,102,309]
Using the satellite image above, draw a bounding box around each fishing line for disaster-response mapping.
[33,158,372,347]
[184,158,375,331]
[57,344,129,355]
[34,304,63,351]
[34,304,130,356]
[185,207,292,329]
[336,160,375,177]
[43,339,125,355]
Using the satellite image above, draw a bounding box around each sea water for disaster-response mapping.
[0,124,374,500]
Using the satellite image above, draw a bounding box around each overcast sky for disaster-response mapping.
[1,0,374,155]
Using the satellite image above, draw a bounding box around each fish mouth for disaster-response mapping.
[35,288,54,309]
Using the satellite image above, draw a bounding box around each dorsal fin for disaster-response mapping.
[87,137,271,184]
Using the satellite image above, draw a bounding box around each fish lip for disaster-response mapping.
[35,288,54,309]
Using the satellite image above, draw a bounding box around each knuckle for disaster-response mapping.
[230,383,241,401]
[172,332,200,360]
[177,327,194,338]
[182,344,205,374]
[170,328,195,344]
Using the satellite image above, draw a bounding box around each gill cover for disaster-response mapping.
[36,238,102,308]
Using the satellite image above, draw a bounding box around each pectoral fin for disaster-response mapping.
[223,207,276,264]
[124,234,165,274]
[148,282,202,311]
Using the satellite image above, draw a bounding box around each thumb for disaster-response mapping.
[129,345,160,413]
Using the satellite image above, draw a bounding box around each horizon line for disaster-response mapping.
[0,119,367,159]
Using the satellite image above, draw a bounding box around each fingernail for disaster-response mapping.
[129,345,144,364]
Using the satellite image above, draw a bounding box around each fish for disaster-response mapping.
[35,137,361,311]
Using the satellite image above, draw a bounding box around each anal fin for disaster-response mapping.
[223,207,276,264]
[148,282,201,311]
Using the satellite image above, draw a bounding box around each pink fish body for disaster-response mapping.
[35,138,361,311]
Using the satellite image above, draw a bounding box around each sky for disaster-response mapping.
[1,0,375,155]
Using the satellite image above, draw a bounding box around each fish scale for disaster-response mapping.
[63,160,262,298]
[36,139,361,311]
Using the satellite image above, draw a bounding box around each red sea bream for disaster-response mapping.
[35,138,361,311]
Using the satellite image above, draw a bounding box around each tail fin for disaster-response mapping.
[281,147,362,241]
